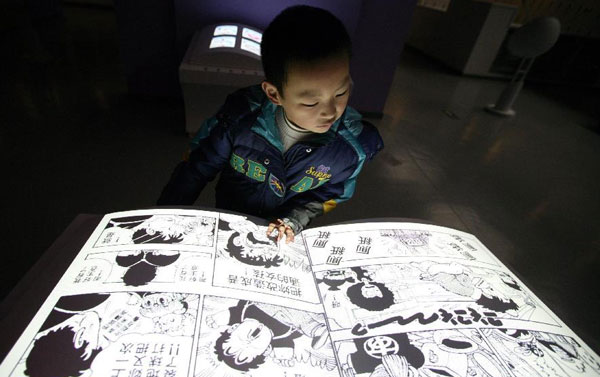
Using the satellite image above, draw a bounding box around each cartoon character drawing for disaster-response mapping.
[138,293,197,336]
[413,261,536,316]
[217,214,310,271]
[379,229,478,261]
[337,329,510,377]
[345,267,395,312]
[19,292,199,377]
[316,269,356,291]
[23,294,112,377]
[317,267,401,330]
[481,328,600,377]
[116,250,180,286]
[337,333,424,377]
[202,299,333,373]
[533,332,600,375]
[96,214,216,246]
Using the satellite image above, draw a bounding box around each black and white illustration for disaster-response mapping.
[316,262,556,334]
[68,249,212,287]
[2,210,599,377]
[304,224,500,267]
[194,296,337,377]
[93,214,217,247]
[335,329,512,377]
[212,213,320,303]
[482,328,600,377]
[9,292,200,377]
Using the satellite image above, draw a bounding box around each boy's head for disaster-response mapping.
[261,5,352,133]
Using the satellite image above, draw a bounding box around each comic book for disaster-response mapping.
[1,208,599,377]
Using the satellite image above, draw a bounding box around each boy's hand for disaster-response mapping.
[267,218,295,244]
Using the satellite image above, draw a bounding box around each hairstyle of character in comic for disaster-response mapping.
[116,250,180,286]
[476,293,519,312]
[25,326,101,377]
[316,269,356,291]
[24,294,111,377]
[211,300,329,372]
[499,272,522,291]
[138,293,196,336]
[214,327,269,371]
[224,231,283,268]
[346,280,395,312]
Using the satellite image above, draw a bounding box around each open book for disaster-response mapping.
[1,208,599,377]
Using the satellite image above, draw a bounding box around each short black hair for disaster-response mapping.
[122,261,157,286]
[261,5,352,95]
[214,330,267,371]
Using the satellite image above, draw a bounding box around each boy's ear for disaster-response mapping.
[261,81,282,105]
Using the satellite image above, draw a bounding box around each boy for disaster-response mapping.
[158,5,383,243]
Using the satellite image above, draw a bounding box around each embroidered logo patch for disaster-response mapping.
[268,173,285,197]
[306,165,332,180]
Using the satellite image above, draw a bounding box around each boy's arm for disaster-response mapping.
[278,178,352,234]
[280,121,384,233]
[157,116,232,205]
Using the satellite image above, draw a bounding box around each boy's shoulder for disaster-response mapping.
[217,85,268,123]
[339,107,384,162]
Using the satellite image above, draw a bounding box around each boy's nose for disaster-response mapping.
[321,99,337,118]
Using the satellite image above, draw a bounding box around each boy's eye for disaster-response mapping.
[336,90,348,97]
[302,103,318,107]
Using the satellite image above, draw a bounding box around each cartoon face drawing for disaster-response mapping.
[225,231,282,268]
[139,293,188,318]
[223,318,274,363]
[346,280,395,312]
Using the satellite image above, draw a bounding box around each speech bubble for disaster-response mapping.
[90,333,193,376]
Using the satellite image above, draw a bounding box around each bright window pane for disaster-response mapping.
[210,36,236,49]
[242,28,262,43]
[214,25,238,36]
[241,39,261,56]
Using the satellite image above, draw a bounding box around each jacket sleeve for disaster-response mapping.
[279,120,384,233]
[157,114,233,205]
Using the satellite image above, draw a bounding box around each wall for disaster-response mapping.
[115,0,417,115]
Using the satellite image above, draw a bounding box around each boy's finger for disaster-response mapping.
[278,225,286,241]
[285,228,295,243]
[266,223,277,235]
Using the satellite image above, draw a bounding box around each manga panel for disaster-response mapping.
[8,292,201,377]
[481,328,600,377]
[61,249,213,288]
[193,295,339,377]
[211,213,320,304]
[92,213,217,248]
[303,223,500,267]
[334,328,600,377]
[315,262,558,336]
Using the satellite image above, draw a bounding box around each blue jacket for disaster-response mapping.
[158,85,383,231]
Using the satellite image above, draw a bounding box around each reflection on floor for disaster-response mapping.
[1,4,599,353]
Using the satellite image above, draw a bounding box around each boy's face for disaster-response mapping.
[262,54,351,133]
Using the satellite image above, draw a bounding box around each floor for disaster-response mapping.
[1,4,599,354]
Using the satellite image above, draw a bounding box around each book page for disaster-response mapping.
[303,221,600,377]
[0,209,338,377]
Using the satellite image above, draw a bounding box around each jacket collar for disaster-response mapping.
[250,98,351,153]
